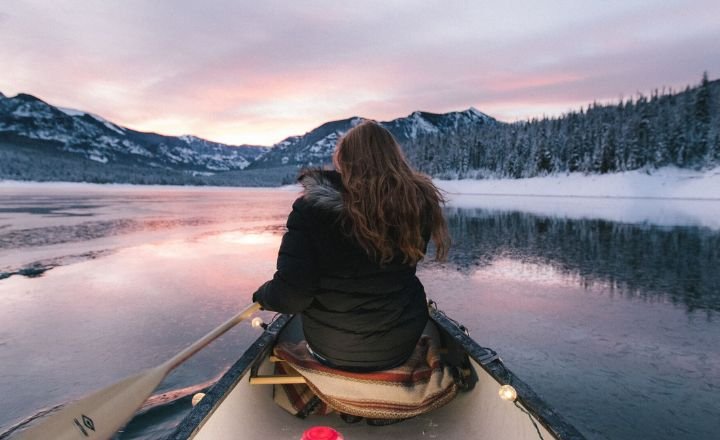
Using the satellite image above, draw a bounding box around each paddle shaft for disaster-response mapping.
[18,302,262,440]
[162,302,262,371]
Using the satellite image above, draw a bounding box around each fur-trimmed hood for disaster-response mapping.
[298,169,344,213]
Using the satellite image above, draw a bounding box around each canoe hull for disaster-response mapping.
[170,309,585,440]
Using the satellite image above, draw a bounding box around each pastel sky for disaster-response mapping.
[1,0,719,146]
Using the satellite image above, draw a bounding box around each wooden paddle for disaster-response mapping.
[18,302,262,440]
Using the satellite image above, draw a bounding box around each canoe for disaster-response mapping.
[169,302,586,440]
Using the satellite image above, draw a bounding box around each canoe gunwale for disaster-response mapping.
[169,314,291,440]
[430,308,587,440]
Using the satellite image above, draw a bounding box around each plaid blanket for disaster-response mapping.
[272,321,460,420]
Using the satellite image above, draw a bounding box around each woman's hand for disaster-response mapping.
[251,281,271,310]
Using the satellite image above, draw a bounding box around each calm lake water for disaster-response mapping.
[1,184,719,440]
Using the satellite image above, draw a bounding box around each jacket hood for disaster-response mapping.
[298,169,344,213]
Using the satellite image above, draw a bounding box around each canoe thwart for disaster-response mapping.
[249,375,307,385]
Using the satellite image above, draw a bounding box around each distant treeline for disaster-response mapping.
[408,73,720,179]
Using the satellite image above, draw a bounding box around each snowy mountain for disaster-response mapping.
[249,108,494,169]
[0,93,268,174]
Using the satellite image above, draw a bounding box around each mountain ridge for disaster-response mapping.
[0,90,497,183]
[249,108,495,169]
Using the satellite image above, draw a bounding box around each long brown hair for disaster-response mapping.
[333,120,450,265]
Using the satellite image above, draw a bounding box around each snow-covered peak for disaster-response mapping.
[465,107,492,120]
[349,117,366,127]
[8,94,55,118]
[28,100,125,135]
[409,111,439,134]
[86,113,126,134]
[179,135,201,144]
[57,106,87,117]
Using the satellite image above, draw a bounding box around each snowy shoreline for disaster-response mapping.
[435,166,720,230]
[435,166,720,200]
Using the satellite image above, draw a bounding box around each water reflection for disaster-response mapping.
[205,231,280,246]
[0,227,283,435]
[0,187,296,436]
[442,207,720,315]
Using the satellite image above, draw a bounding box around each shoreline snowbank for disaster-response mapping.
[435,166,720,200]
[435,167,720,230]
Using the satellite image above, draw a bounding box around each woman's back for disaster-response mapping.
[292,169,429,370]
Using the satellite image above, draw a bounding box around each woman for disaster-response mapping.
[252,120,450,372]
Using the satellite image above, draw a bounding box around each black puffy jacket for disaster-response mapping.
[252,169,429,370]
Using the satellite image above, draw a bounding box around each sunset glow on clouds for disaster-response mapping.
[1,0,719,145]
